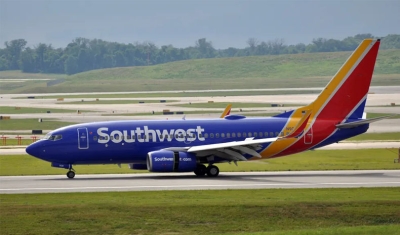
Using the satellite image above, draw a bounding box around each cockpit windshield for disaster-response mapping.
[43,133,63,141]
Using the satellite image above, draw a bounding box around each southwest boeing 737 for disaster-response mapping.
[26,39,386,179]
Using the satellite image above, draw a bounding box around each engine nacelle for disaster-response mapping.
[128,163,148,170]
[147,150,197,172]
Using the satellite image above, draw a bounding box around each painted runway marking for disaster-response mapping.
[2,181,400,192]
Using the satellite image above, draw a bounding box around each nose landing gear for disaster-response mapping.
[66,166,75,179]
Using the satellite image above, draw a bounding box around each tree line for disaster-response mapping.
[0,34,399,75]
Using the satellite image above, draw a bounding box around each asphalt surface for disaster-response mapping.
[1,170,399,194]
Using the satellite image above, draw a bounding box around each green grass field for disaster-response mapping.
[366,113,400,119]
[0,106,85,114]
[1,49,399,93]
[171,102,304,109]
[1,149,399,176]
[102,110,223,116]
[58,99,177,105]
[347,132,400,141]
[1,188,399,235]
[0,119,77,131]
[13,89,321,99]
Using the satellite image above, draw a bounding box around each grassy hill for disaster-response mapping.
[1,49,399,94]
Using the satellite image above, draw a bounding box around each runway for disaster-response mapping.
[1,170,399,194]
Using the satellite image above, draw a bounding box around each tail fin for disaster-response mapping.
[305,39,380,123]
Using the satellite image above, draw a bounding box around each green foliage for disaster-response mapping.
[1,188,399,235]
[1,34,400,75]
[1,149,398,176]
[0,119,76,131]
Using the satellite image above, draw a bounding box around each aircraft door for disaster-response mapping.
[304,127,313,144]
[77,128,89,149]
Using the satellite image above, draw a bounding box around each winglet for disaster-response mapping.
[220,104,232,118]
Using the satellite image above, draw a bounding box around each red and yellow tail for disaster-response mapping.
[261,39,380,158]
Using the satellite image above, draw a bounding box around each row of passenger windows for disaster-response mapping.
[97,131,287,141]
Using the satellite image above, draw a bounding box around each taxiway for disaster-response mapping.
[1,170,399,194]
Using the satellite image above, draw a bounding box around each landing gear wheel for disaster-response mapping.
[206,165,219,177]
[194,164,207,176]
[66,170,75,179]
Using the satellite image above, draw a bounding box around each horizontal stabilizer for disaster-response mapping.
[336,115,396,129]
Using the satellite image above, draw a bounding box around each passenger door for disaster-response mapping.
[77,128,89,149]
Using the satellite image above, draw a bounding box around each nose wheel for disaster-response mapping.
[66,166,75,179]
[66,170,75,179]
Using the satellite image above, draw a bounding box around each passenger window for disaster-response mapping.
[254,132,257,137]
[264,132,268,137]
[93,136,98,141]
[259,132,263,137]
[248,132,252,137]
[227,133,230,138]
[216,133,220,138]
[110,136,114,140]
[237,133,241,137]
[243,132,247,137]
[210,133,214,138]
[270,132,274,137]
[275,132,279,137]
[204,133,209,138]
[221,133,225,138]
[232,133,236,138]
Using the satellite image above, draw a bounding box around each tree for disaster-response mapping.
[195,38,215,58]
[64,56,79,75]
[4,39,27,70]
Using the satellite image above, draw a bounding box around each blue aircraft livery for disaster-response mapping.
[26,39,387,178]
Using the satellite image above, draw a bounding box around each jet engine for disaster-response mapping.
[147,150,197,172]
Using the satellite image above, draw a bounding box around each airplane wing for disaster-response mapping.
[164,111,312,162]
[220,104,232,118]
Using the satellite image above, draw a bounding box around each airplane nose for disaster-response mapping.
[26,142,42,158]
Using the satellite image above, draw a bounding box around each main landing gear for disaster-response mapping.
[194,164,219,177]
[66,166,75,179]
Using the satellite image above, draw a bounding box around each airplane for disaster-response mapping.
[26,39,385,179]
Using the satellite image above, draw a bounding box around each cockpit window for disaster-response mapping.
[43,133,62,141]
[43,133,52,140]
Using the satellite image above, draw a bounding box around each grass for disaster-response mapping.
[102,110,223,116]
[0,139,35,146]
[171,102,303,109]
[58,99,177,105]
[0,106,86,114]
[1,49,399,94]
[13,89,322,99]
[366,113,400,119]
[1,148,399,176]
[0,119,77,131]
[0,188,399,235]
[347,132,400,141]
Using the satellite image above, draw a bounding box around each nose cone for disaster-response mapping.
[26,142,42,158]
